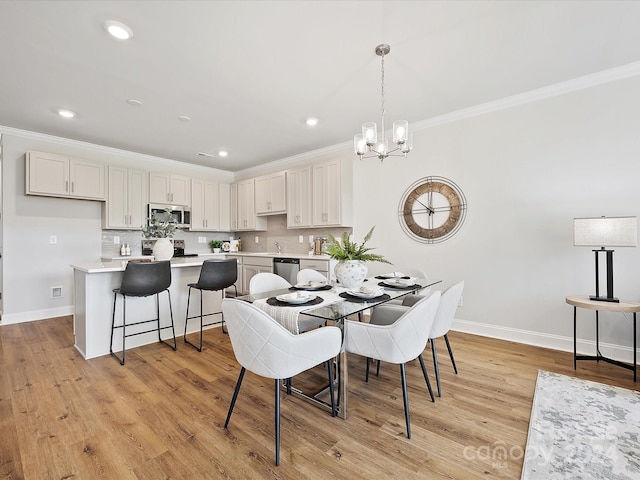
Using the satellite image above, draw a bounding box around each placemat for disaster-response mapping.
[339,292,390,303]
[289,285,332,291]
[378,282,423,290]
[374,275,410,279]
[266,296,323,307]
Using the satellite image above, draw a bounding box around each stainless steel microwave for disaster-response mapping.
[148,204,191,228]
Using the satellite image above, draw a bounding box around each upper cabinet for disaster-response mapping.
[104,166,148,229]
[235,178,267,231]
[190,179,232,232]
[312,159,352,227]
[255,171,286,215]
[286,166,312,228]
[149,172,190,206]
[26,150,105,201]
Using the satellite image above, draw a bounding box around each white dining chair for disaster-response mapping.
[249,272,324,333]
[377,281,465,397]
[222,298,342,466]
[249,272,292,294]
[344,291,441,438]
[296,268,328,284]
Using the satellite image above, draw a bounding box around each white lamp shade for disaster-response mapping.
[574,216,637,247]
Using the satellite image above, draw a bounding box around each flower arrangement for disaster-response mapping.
[325,226,391,264]
[141,208,177,238]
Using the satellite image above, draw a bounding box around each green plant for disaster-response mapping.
[141,208,177,238]
[325,226,391,264]
[210,239,223,249]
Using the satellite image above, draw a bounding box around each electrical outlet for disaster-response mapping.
[299,235,304,243]
[255,236,259,243]
[51,286,62,298]
[458,295,463,307]
[49,235,57,244]
[114,236,120,244]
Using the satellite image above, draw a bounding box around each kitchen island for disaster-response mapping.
[72,252,335,360]
[71,257,223,360]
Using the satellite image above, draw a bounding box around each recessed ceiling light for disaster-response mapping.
[218,150,229,158]
[58,109,75,118]
[178,115,191,122]
[103,20,133,40]
[305,117,319,126]
[127,98,142,106]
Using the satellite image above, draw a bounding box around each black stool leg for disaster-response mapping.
[157,290,176,351]
[110,292,125,365]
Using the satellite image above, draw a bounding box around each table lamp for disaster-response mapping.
[574,216,637,302]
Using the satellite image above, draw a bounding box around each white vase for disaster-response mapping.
[334,260,368,288]
[153,238,174,261]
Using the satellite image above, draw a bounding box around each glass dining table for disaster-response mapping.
[234,277,442,419]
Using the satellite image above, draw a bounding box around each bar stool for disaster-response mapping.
[110,260,176,365]
[184,258,238,351]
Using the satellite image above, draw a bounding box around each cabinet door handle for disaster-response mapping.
[71,181,74,193]
[66,180,69,193]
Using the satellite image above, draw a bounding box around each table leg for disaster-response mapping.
[595,310,601,359]
[573,306,577,370]
[634,313,637,382]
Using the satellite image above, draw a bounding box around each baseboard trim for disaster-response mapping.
[1,306,74,325]
[453,319,636,365]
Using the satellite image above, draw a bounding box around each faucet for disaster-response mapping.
[274,241,282,254]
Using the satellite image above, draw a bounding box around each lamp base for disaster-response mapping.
[589,295,620,303]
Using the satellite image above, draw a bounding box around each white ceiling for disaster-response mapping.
[2,0,640,172]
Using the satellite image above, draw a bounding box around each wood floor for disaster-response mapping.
[1,316,638,479]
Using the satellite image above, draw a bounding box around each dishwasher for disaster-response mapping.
[273,257,300,285]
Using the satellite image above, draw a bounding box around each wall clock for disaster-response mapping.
[398,176,467,244]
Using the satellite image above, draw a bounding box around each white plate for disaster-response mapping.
[276,292,315,304]
[380,271,406,278]
[347,287,384,299]
[382,277,417,288]
[295,281,327,290]
[222,242,231,252]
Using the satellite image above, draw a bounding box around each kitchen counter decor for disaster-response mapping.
[326,226,391,288]
[142,207,177,261]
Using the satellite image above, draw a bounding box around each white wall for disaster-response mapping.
[1,130,233,324]
[350,73,640,361]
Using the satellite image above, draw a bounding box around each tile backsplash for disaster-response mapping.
[101,214,350,259]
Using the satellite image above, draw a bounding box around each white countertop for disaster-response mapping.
[80,252,332,273]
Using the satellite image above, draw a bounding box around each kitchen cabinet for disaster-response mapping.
[218,183,231,231]
[235,179,267,231]
[300,258,336,283]
[190,180,232,232]
[149,172,190,206]
[255,171,286,215]
[242,256,273,294]
[230,183,238,231]
[286,166,312,228]
[190,180,219,231]
[26,150,105,200]
[312,159,352,227]
[104,166,149,229]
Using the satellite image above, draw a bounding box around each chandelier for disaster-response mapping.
[354,44,412,162]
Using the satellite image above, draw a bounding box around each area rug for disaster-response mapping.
[521,370,640,479]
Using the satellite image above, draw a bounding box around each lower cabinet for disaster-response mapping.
[300,258,336,284]
[242,256,274,294]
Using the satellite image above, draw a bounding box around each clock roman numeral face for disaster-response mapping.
[398,177,467,244]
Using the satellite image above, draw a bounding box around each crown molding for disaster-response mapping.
[411,60,640,131]
[0,125,232,177]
